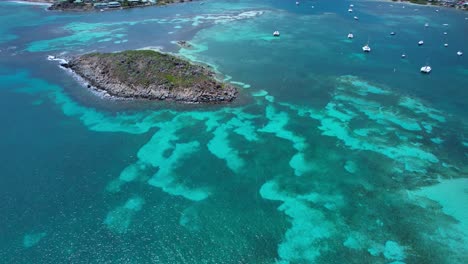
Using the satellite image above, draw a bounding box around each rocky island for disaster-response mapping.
[60,50,238,103]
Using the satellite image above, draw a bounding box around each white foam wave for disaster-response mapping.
[47,55,68,64]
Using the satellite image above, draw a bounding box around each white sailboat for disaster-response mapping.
[420,65,431,73]
[362,43,371,52]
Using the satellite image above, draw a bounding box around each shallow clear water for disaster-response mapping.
[0,0,467,263]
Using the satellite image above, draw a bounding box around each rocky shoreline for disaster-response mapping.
[57,50,238,104]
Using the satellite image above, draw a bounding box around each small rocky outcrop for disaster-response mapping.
[62,50,238,103]
[177,41,193,49]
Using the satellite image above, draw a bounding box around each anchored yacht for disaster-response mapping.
[362,44,371,52]
[420,66,432,74]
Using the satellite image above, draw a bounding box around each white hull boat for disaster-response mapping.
[420,66,431,73]
[362,45,371,52]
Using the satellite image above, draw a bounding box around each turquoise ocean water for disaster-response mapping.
[0,0,467,263]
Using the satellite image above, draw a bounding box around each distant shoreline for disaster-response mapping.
[388,0,468,11]
[13,0,200,12]
[8,0,53,6]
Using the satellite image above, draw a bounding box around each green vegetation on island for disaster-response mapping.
[61,50,238,103]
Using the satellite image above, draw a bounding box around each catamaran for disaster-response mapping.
[420,66,432,73]
[362,44,371,52]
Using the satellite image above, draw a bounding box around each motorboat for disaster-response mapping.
[390,32,395,36]
[348,8,353,12]
[444,43,448,47]
[354,16,359,20]
[273,31,280,37]
[347,33,354,39]
[457,51,463,56]
[401,54,406,58]
[420,66,431,73]
[418,40,424,46]
[443,32,447,35]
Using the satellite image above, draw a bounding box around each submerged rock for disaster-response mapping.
[66,50,238,103]
[23,232,46,248]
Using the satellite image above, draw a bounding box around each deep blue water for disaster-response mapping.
[0,0,467,263]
